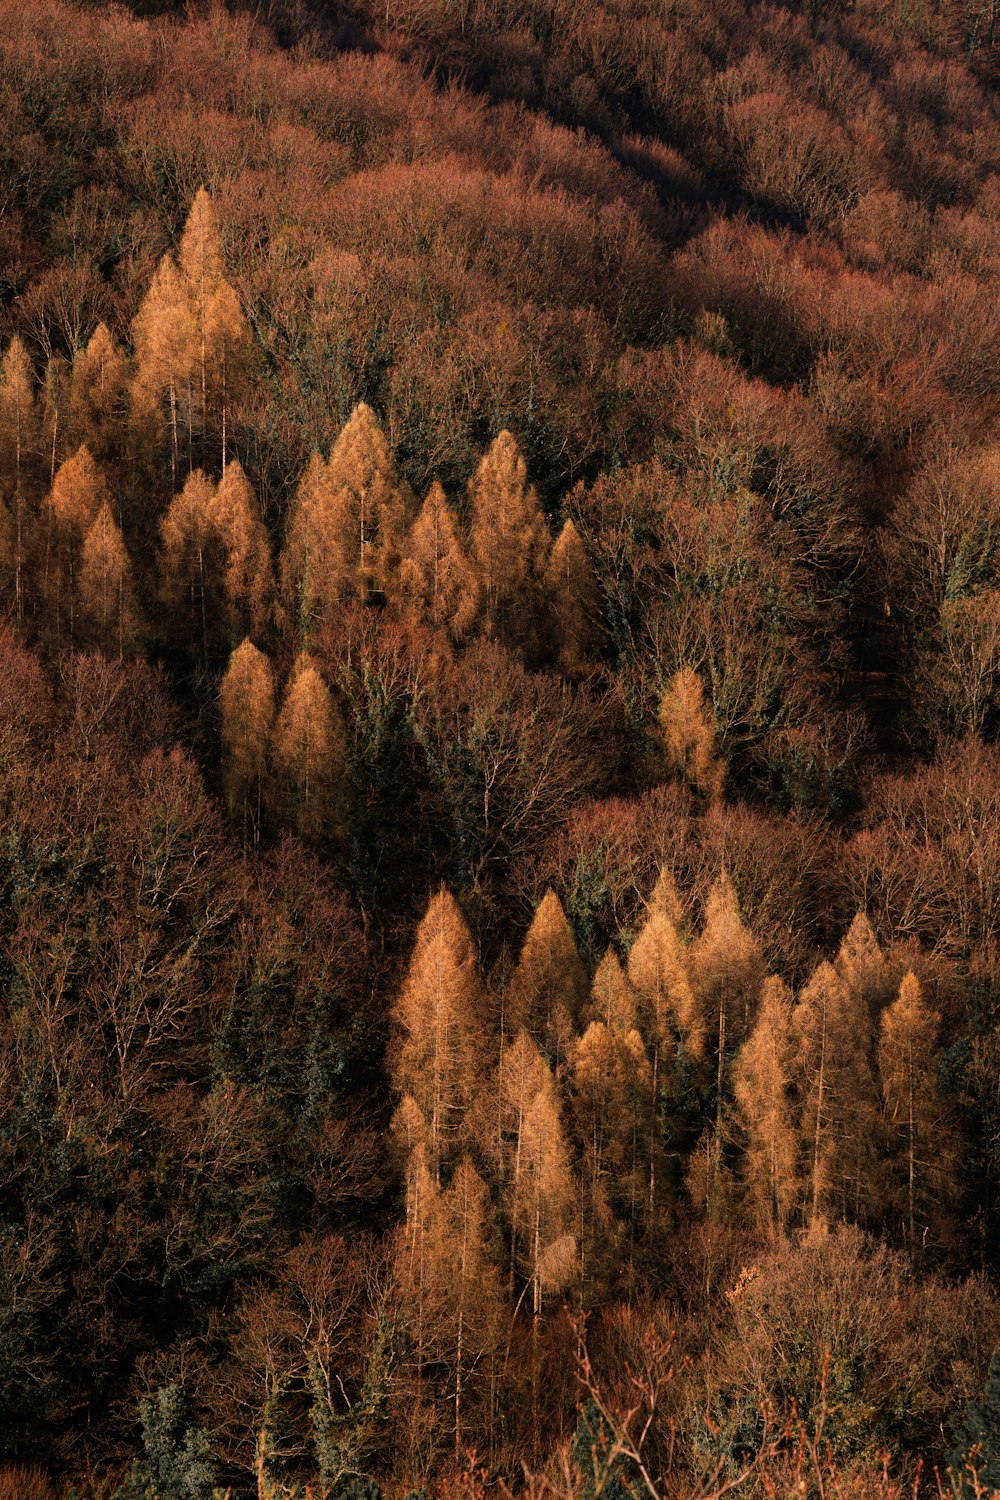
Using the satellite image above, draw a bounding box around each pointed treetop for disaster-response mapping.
[328,401,394,496]
[48,444,109,536]
[179,187,226,299]
[589,948,638,1036]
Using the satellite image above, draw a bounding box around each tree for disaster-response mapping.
[734,976,799,1237]
[68,322,126,461]
[877,971,943,1254]
[44,443,110,645]
[949,1348,1000,1498]
[112,1385,217,1500]
[177,187,249,470]
[793,960,875,1226]
[689,871,764,1211]
[272,655,343,840]
[468,430,549,655]
[505,1056,576,1317]
[132,189,249,479]
[280,451,353,633]
[570,1018,650,1280]
[627,878,698,1215]
[437,1158,503,1460]
[392,888,485,1180]
[396,481,478,641]
[658,665,724,803]
[78,502,138,657]
[207,458,273,641]
[835,911,889,1018]
[543,518,602,677]
[325,401,409,605]
[159,469,217,656]
[132,253,195,484]
[505,888,588,1060]
[0,336,39,623]
[219,639,276,839]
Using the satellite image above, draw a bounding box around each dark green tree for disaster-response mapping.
[949,1349,1000,1497]
[113,1385,217,1500]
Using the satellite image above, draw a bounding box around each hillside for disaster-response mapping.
[2,0,1000,1494]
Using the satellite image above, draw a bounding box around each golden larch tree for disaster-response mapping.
[392,887,486,1181]
[78,502,138,657]
[44,443,110,645]
[325,402,409,605]
[793,959,876,1227]
[132,254,196,484]
[178,187,250,470]
[272,655,343,840]
[689,870,764,1213]
[436,1158,504,1461]
[0,336,39,623]
[658,665,724,803]
[505,888,588,1060]
[159,469,217,654]
[877,971,945,1255]
[586,948,639,1037]
[543,518,602,677]
[628,878,699,1215]
[68,323,126,461]
[280,451,352,633]
[570,1017,650,1281]
[219,638,276,839]
[836,910,890,1017]
[468,430,549,654]
[506,1057,576,1318]
[734,975,799,1238]
[207,458,274,640]
[396,481,479,641]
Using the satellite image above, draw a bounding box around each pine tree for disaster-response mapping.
[543,518,602,677]
[219,638,275,839]
[505,888,588,1060]
[658,665,724,803]
[272,655,343,839]
[734,976,798,1237]
[396,481,479,640]
[877,971,942,1254]
[793,959,875,1226]
[78,502,138,657]
[392,888,486,1180]
[468,430,549,654]
[207,459,273,641]
[0,336,39,623]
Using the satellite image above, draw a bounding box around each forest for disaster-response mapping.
[3,0,1000,1493]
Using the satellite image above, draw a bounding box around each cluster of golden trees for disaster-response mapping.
[1,194,607,685]
[382,873,955,1456]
